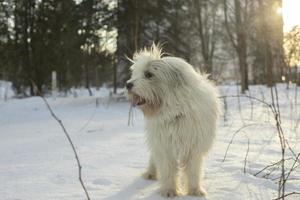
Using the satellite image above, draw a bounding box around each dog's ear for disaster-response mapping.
[148,60,186,87]
[169,65,186,87]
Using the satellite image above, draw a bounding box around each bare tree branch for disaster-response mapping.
[279,153,300,192]
[222,123,259,162]
[31,80,91,200]
[273,192,300,200]
[254,159,282,177]
[243,137,250,173]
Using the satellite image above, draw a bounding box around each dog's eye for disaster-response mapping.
[144,71,153,79]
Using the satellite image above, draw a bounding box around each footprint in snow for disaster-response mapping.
[93,178,112,186]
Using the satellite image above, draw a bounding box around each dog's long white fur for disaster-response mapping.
[127,44,221,197]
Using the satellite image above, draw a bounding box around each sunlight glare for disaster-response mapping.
[283,0,300,32]
[276,7,282,15]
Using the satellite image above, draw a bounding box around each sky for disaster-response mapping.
[282,0,300,32]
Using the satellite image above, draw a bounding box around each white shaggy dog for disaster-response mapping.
[126,44,220,197]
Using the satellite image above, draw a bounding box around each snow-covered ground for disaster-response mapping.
[0,84,299,200]
[0,81,14,100]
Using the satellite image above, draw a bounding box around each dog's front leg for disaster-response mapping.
[155,155,178,197]
[186,154,207,196]
[143,155,157,180]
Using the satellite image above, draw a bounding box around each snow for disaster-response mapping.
[0,84,299,200]
[0,81,14,100]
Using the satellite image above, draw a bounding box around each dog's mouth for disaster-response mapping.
[129,93,146,106]
[128,91,162,117]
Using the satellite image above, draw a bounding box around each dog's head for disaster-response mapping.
[126,44,186,117]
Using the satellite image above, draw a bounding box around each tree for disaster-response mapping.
[116,0,141,87]
[223,0,250,93]
[0,0,12,80]
[116,0,192,87]
[77,0,115,94]
[188,0,221,76]
[10,0,36,95]
[284,26,300,85]
[0,0,115,96]
[253,0,284,86]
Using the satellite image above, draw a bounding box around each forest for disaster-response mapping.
[1,0,299,96]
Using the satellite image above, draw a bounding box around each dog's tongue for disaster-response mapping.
[132,94,146,106]
[132,94,139,106]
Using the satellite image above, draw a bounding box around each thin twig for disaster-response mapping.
[31,80,91,200]
[221,93,289,199]
[219,95,274,113]
[270,86,286,198]
[279,153,300,192]
[272,192,300,200]
[77,103,98,133]
[222,123,259,162]
[254,159,282,176]
[243,137,250,173]
[285,139,300,164]
[262,165,280,179]
[254,157,295,178]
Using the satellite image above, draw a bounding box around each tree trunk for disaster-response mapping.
[234,0,248,93]
[113,56,117,94]
[133,0,139,51]
[84,65,93,96]
[266,45,273,87]
[194,0,214,76]
[237,51,248,93]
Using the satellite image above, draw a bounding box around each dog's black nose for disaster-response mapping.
[126,82,133,90]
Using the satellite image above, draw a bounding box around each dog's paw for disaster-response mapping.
[142,171,157,180]
[189,187,207,196]
[160,189,177,198]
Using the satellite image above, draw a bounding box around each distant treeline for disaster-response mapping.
[0,0,114,96]
[0,0,292,96]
